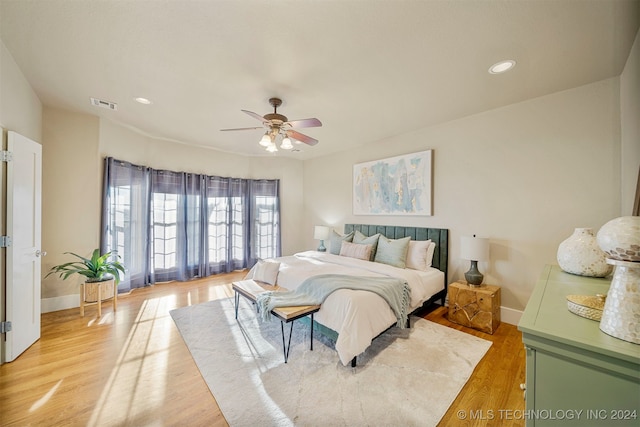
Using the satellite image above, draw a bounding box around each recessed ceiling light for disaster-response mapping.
[488,60,516,74]
[134,97,152,105]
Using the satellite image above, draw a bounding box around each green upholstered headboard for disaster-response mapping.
[344,224,449,284]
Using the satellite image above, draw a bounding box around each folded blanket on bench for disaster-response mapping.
[256,274,411,328]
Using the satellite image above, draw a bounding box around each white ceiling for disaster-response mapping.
[1,0,638,160]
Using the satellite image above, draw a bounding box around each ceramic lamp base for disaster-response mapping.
[464,260,484,286]
[599,259,640,344]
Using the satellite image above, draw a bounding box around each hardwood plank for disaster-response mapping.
[0,272,525,426]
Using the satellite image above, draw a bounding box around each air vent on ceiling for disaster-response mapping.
[90,97,118,111]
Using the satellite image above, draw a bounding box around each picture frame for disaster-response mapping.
[353,150,433,216]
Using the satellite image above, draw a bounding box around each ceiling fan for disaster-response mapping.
[221,97,322,152]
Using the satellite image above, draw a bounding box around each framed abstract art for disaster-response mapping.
[353,150,433,216]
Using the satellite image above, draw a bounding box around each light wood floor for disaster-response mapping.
[0,272,525,426]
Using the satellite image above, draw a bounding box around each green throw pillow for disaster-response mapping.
[374,235,411,268]
[330,230,354,255]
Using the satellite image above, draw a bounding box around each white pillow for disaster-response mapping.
[426,241,436,267]
[339,241,373,261]
[406,239,433,271]
[252,260,281,285]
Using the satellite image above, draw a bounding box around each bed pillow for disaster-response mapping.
[330,230,354,255]
[374,235,411,268]
[339,241,373,261]
[426,241,436,267]
[406,239,433,271]
[353,231,381,261]
[252,260,281,285]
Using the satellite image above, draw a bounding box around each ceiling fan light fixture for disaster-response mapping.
[281,136,293,150]
[266,142,278,153]
[259,132,272,147]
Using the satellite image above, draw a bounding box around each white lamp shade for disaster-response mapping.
[461,236,490,261]
[259,133,272,147]
[314,225,330,240]
[280,136,293,150]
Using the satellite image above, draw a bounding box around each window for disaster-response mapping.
[102,158,280,292]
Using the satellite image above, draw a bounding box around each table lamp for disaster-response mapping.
[314,225,330,252]
[461,235,490,286]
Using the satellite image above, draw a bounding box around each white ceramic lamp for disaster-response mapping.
[461,235,490,286]
[314,226,330,252]
[596,216,640,344]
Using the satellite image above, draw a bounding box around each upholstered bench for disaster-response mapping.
[231,279,320,363]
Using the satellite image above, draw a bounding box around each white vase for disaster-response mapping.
[557,228,613,277]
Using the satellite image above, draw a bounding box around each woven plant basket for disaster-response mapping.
[83,277,115,303]
[566,294,606,321]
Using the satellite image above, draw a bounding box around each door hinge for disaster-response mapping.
[1,321,11,333]
[0,150,12,162]
[0,236,11,248]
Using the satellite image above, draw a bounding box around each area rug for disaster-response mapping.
[170,297,491,427]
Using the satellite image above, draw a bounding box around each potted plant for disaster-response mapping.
[46,249,125,305]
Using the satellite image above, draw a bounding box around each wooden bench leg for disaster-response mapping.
[80,283,85,317]
[97,283,102,317]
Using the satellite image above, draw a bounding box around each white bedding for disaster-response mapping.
[246,250,444,365]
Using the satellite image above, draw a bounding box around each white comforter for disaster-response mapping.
[247,251,444,365]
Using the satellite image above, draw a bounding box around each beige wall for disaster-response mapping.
[41,108,100,298]
[0,41,42,143]
[620,29,640,215]
[303,78,622,314]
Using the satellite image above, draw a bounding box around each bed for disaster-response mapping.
[246,224,449,366]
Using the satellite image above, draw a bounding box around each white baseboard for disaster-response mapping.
[41,294,79,313]
[500,306,523,326]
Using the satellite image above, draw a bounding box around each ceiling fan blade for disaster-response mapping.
[220,126,264,131]
[242,109,268,123]
[286,117,322,128]
[286,129,318,146]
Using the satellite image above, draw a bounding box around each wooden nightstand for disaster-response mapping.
[448,281,501,334]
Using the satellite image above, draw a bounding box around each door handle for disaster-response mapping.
[35,250,47,257]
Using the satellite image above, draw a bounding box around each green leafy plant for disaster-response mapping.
[46,249,125,284]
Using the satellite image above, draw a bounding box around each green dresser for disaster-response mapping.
[518,265,640,426]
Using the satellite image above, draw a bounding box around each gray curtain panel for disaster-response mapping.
[101,157,280,292]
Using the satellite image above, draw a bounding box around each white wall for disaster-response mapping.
[620,29,640,215]
[302,78,622,315]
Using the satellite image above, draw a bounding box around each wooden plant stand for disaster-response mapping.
[80,278,117,317]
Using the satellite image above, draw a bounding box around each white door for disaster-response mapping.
[4,131,42,362]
